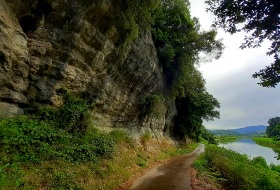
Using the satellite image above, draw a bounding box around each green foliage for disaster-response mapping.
[218,136,241,143]
[152,0,223,89]
[49,171,82,190]
[193,154,208,171]
[109,130,135,146]
[253,137,280,149]
[93,0,159,49]
[250,156,269,169]
[138,93,165,119]
[36,88,90,134]
[270,164,280,173]
[0,113,115,189]
[114,0,159,48]
[198,145,280,190]
[266,117,280,139]
[0,89,115,170]
[0,116,114,164]
[136,153,148,168]
[173,90,220,140]
[206,0,280,87]
[200,127,217,144]
[0,163,23,189]
[151,0,222,140]
[0,116,65,163]
[58,133,114,162]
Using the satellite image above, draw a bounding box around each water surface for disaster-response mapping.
[219,138,280,165]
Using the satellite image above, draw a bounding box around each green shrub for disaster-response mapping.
[270,164,280,173]
[0,163,23,189]
[0,118,114,164]
[251,156,268,169]
[0,116,67,163]
[35,88,90,134]
[253,137,280,149]
[193,154,208,171]
[202,145,280,190]
[92,0,159,49]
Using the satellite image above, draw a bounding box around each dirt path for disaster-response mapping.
[129,144,205,190]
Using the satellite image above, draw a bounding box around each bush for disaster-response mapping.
[0,88,114,164]
[0,116,67,163]
[251,156,268,169]
[193,154,208,171]
[203,145,280,190]
[92,0,159,49]
[35,88,90,134]
[270,164,280,173]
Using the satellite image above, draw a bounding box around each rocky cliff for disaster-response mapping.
[0,0,176,137]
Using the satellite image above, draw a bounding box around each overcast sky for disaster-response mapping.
[189,0,280,129]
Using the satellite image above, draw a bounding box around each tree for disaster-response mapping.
[206,0,280,87]
[174,84,220,140]
[200,126,217,144]
[151,0,222,140]
[152,0,224,89]
[266,117,280,139]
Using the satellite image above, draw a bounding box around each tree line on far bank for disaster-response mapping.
[266,117,280,140]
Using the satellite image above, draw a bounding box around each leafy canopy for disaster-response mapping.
[174,85,220,140]
[206,0,280,87]
[151,0,222,139]
[152,0,223,89]
[266,117,280,139]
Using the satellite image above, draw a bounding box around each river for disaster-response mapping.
[219,138,280,165]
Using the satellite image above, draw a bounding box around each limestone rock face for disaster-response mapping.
[0,0,175,136]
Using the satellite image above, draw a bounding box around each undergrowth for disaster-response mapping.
[193,145,280,190]
[253,137,280,150]
[0,88,199,189]
[0,89,114,189]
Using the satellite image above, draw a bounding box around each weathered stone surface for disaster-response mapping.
[0,102,24,118]
[0,0,30,115]
[0,0,176,137]
[0,87,28,104]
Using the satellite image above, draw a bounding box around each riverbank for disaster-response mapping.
[216,136,241,143]
[193,145,280,189]
[253,137,280,150]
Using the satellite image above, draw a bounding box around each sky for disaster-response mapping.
[189,0,280,129]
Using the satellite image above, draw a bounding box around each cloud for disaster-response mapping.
[200,49,280,129]
[190,0,280,129]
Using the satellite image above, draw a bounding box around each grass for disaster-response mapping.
[0,89,200,189]
[0,91,199,189]
[253,137,280,150]
[217,136,241,143]
[193,145,280,190]
[0,128,198,190]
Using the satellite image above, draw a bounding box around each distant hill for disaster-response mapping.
[210,129,240,136]
[209,125,267,136]
[232,125,267,135]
